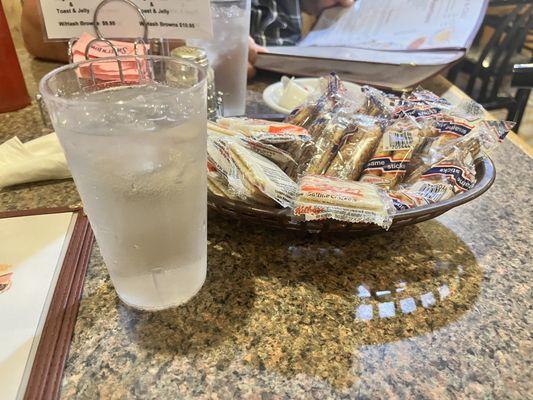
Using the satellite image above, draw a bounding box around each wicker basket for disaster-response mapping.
[208,157,496,233]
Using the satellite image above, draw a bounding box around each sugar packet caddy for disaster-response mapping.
[293,175,396,229]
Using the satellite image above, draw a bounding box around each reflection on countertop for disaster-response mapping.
[1,53,532,399]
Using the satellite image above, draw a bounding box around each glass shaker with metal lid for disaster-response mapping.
[170,46,222,119]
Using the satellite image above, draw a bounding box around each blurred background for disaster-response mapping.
[3,0,532,143]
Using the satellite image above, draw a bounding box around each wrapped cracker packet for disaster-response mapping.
[207,133,298,207]
[406,119,514,184]
[207,134,276,205]
[207,161,239,200]
[421,109,483,163]
[300,115,352,176]
[208,121,296,170]
[387,190,428,211]
[393,147,477,210]
[392,88,488,160]
[285,73,345,128]
[358,117,425,190]
[324,115,384,180]
[392,87,452,121]
[207,135,251,201]
[286,73,366,129]
[215,118,309,172]
[394,119,514,210]
[361,85,399,117]
[293,175,395,229]
[284,74,371,173]
[217,117,310,145]
[290,85,369,176]
[427,114,477,148]
[229,143,298,208]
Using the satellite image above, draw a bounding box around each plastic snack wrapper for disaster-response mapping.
[207,135,275,205]
[420,107,486,163]
[324,115,384,180]
[406,119,514,183]
[207,135,249,200]
[300,116,351,176]
[398,147,477,208]
[293,175,396,229]
[396,118,512,210]
[207,161,239,200]
[404,87,452,106]
[285,73,343,128]
[229,143,299,208]
[286,73,366,129]
[358,116,425,190]
[393,88,488,159]
[284,74,370,172]
[293,98,369,177]
[217,117,310,145]
[392,87,452,121]
[361,85,399,117]
[208,121,296,170]
[425,114,477,152]
[387,190,428,211]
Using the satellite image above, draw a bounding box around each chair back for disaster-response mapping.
[466,4,532,102]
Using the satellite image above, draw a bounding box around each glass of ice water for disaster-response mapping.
[189,0,251,116]
[40,56,208,311]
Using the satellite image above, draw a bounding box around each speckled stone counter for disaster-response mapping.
[1,54,532,399]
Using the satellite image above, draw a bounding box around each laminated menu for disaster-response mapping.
[256,1,488,89]
[0,209,93,400]
[39,0,214,40]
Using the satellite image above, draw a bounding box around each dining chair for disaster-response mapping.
[447,4,532,131]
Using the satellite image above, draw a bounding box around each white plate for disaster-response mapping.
[262,77,363,115]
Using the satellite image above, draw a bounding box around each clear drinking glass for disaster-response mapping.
[189,0,251,116]
[40,56,208,311]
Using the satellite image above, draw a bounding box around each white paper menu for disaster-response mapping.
[39,0,213,40]
[0,213,76,400]
[300,0,488,51]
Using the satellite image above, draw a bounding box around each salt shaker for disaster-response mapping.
[170,46,222,120]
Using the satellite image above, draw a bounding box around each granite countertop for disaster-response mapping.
[1,53,532,399]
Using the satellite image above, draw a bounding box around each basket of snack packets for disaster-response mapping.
[207,73,513,233]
